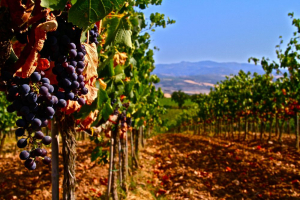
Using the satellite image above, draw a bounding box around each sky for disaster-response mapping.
[141,0,300,64]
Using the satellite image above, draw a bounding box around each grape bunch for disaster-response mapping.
[2,70,55,170]
[40,14,88,106]
[87,24,99,45]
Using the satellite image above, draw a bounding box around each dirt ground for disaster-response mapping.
[1,133,300,200]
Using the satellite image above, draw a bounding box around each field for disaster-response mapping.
[1,132,300,199]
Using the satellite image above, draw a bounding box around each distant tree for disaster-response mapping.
[171,90,189,108]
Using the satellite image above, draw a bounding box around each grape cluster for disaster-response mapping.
[3,71,54,170]
[87,24,99,45]
[40,14,87,106]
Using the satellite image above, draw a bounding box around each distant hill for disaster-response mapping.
[152,60,266,95]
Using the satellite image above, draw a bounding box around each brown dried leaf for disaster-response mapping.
[14,19,58,78]
[7,0,34,28]
[83,43,98,81]
[12,41,26,58]
[113,52,127,67]
[62,100,81,115]
[83,83,98,105]
[81,110,99,129]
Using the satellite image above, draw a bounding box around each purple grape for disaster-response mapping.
[35,131,44,139]
[70,73,78,81]
[70,60,77,67]
[19,150,30,160]
[20,106,30,115]
[19,84,30,95]
[16,119,26,127]
[35,148,43,157]
[43,83,51,90]
[45,107,55,116]
[56,91,65,99]
[32,118,42,127]
[17,138,27,148]
[27,92,37,103]
[25,159,36,170]
[43,156,51,164]
[15,128,25,137]
[30,72,41,82]
[76,67,84,74]
[65,92,75,100]
[62,62,68,68]
[41,78,50,84]
[76,52,84,61]
[57,99,67,108]
[68,43,76,49]
[63,78,72,87]
[69,49,77,58]
[48,85,54,93]
[42,136,52,145]
[81,87,88,95]
[25,113,35,121]
[71,81,79,89]
[57,55,67,63]
[79,82,85,89]
[41,149,47,157]
[41,119,48,127]
[39,86,49,96]
[77,75,84,82]
[47,35,57,46]
[66,65,75,74]
[7,104,15,113]
[77,61,85,69]
[78,98,86,105]
[8,85,18,95]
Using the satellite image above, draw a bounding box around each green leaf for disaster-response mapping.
[68,0,125,30]
[40,0,68,10]
[115,29,132,48]
[102,100,113,121]
[109,59,115,77]
[114,65,123,75]
[98,88,109,106]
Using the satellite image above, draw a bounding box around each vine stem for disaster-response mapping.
[51,118,59,200]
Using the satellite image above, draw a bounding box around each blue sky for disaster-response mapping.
[141,0,300,64]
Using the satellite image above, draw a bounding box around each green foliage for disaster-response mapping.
[171,90,189,108]
[0,92,18,132]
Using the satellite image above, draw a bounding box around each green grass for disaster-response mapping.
[159,98,195,107]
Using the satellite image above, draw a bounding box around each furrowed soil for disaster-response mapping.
[1,133,300,199]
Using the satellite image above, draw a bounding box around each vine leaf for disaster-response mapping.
[104,17,132,48]
[40,0,68,10]
[68,0,125,30]
[81,110,99,128]
[83,43,98,81]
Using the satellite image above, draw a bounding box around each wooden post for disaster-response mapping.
[51,119,59,200]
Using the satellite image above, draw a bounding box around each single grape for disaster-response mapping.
[70,73,78,81]
[69,49,77,58]
[48,85,54,93]
[35,131,44,139]
[15,128,25,137]
[25,113,35,121]
[41,119,48,127]
[7,104,15,113]
[62,62,68,68]
[19,84,30,95]
[8,85,19,96]
[81,87,88,95]
[77,75,84,83]
[17,138,27,148]
[77,61,85,69]
[20,106,30,115]
[45,107,55,116]
[6,94,15,102]
[76,52,84,61]
[32,118,42,127]
[41,149,47,157]
[76,67,84,74]
[43,156,51,164]
[16,119,26,127]
[19,150,30,160]
[71,81,79,89]
[39,86,49,96]
[42,83,51,90]
[78,98,86,105]
[27,92,37,103]
[65,92,75,100]
[42,136,52,145]
[41,78,50,84]
[13,100,23,111]
[35,148,43,157]
[30,72,41,82]
[66,65,75,74]
[68,43,76,50]
[70,60,77,67]
[79,82,85,89]
[57,99,67,108]
[63,78,72,87]
[25,159,36,170]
